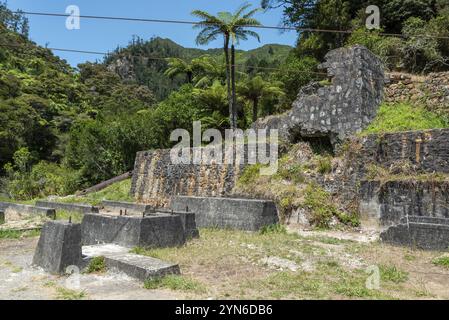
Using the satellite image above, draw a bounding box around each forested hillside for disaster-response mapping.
[105,36,292,100]
[0,4,300,200]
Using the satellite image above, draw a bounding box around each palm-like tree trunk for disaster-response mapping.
[231,43,237,128]
[252,97,259,123]
[223,35,234,129]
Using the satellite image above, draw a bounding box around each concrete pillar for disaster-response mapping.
[33,221,82,274]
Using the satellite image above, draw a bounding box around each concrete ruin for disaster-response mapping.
[81,213,187,248]
[33,221,82,275]
[0,202,56,221]
[380,216,449,251]
[252,45,385,146]
[170,196,279,231]
[35,201,99,215]
[33,220,180,280]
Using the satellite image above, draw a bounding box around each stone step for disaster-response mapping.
[82,244,180,282]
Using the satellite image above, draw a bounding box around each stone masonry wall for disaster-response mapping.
[130,148,247,207]
[252,45,385,145]
[384,72,449,112]
[354,128,449,175]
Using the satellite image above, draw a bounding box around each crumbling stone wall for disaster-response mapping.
[253,45,385,146]
[385,72,449,112]
[130,148,247,206]
[339,128,449,229]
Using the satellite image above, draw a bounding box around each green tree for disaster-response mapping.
[237,76,285,122]
[192,3,262,128]
[164,57,195,83]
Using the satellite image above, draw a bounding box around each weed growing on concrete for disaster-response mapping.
[86,256,106,274]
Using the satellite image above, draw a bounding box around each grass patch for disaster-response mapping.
[58,179,133,206]
[55,210,83,224]
[380,265,408,283]
[432,256,449,269]
[0,229,40,239]
[238,164,263,186]
[259,224,287,235]
[362,103,448,135]
[144,275,206,294]
[303,183,341,229]
[316,156,332,174]
[55,287,87,300]
[85,256,106,274]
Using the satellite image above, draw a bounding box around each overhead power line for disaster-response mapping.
[13,10,449,40]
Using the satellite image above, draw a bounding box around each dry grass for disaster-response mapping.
[132,228,449,300]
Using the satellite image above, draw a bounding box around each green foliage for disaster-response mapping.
[275,159,306,184]
[0,2,29,37]
[274,55,319,109]
[303,183,342,229]
[0,229,40,239]
[265,0,448,73]
[144,275,206,293]
[237,75,285,122]
[238,164,263,186]
[432,256,449,269]
[362,103,448,135]
[380,265,409,283]
[3,148,79,200]
[86,256,106,274]
[60,179,133,206]
[316,156,332,174]
[259,223,287,235]
[55,287,86,300]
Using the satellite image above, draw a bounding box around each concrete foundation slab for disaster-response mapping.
[83,244,180,281]
[170,196,279,231]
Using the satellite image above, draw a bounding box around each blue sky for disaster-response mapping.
[7,0,297,67]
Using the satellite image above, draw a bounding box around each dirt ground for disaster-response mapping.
[1,228,449,300]
[0,237,183,300]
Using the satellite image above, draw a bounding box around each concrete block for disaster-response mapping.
[83,244,180,282]
[35,201,99,214]
[380,216,449,251]
[153,209,199,239]
[102,200,152,214]
[81,213,186,248]
[0,202,56,222]
[33,221,82,274]
[170,196,279,231]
